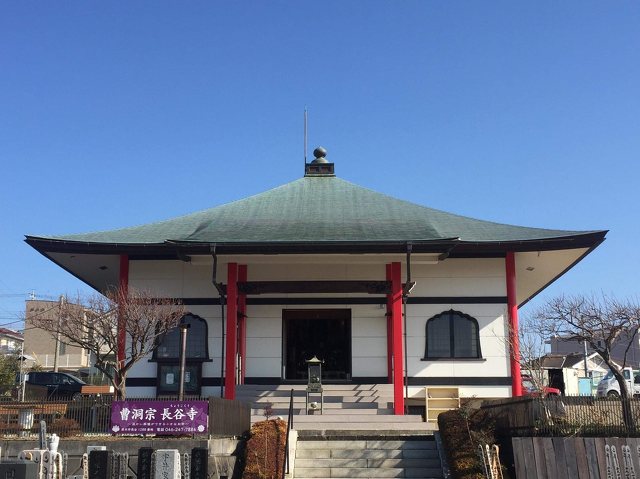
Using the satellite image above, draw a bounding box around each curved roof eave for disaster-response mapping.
[25,229,607,257]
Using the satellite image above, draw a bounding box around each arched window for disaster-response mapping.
[153,313,209,396]
[153,313,209,361]
[424,310,481,359]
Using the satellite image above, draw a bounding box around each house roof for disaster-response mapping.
[25,175,606,256]
[0,327,23,342]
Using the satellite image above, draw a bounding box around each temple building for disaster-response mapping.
[26,147,606,414]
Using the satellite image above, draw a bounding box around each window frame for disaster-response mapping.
[423,309,482,360]
[152,313,210,397]
[151,313,210,363]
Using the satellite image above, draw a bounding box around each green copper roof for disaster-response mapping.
[31,176,601,245]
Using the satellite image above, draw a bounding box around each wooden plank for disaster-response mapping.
[542,437,558,479]
[594,438,608,479]
[564,437,579,477]
[573,437,589,479]
[553,437,568,478]
[522,437,538,479]
[512,438,527,479]
[583,438,600,479]
[532,437,548,479]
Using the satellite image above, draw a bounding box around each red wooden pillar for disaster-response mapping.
[238,264,247,385]
[117,254,129,393]
[386,264,393,384]
[390,262,405,415]
[225,263,238,400]
[506,252,523,397]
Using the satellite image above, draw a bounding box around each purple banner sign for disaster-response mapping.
[111,400,208,435]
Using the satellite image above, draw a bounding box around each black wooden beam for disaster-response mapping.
[237,280,391,295]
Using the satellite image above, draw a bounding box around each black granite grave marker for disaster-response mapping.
[89,449,113,479]
[0,462,39,478]
[137,448,153,479]
[191,448,208,479]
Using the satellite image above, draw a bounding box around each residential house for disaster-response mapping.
[0,327,22,354]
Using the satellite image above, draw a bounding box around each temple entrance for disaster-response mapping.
[283,309,351,381]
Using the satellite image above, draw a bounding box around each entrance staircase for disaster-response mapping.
[236,383,435,431]
[237,384,444,478]
[294,435,444,479]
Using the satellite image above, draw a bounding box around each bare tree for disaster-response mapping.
[533,294,640,426]
[514,317,551,394]
[29,286,185,399]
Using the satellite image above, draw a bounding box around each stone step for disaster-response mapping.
[295,458,440,468]
[292,423,436,431]
[294,467,443,478]
[240,394,394,402]
[294,414,422,422]
[249,398,393,409]
[297,448,438,460]
[297,440,436,450]
[258,408,393,419]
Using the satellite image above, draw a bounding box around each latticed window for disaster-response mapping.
[424,310,481,359]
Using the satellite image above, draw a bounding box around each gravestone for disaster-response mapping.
[89,449,113,479]
[154,449,181,479]
[42,450,63,479]
[38,420,47,449]
[191,448,208,479]
[0,462,39,478]
[114,452,128,479]
[137,448,154,479]
[19,449,45,477]
[87,445,107,455]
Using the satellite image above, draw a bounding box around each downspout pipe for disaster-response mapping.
[211,245,226,398]
[402,243,415,413]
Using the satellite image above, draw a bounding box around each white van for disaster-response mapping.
[596,368,640,397]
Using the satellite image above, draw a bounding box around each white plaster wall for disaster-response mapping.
[127,257,511,398]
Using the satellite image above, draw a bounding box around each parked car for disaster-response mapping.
[522,375,561,397]
[596,368,640,397]
[23,372,86,400]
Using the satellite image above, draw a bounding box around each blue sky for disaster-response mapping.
[1,2,639,329]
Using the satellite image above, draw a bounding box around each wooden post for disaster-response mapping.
[390,262,404,415]
[506,252,523,397]
[386,264,393,384]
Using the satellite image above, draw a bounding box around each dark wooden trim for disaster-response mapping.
[244,377,282,385]
[243,377,389,385]
[239,280,391,295]
[408,377,512,386]
[410,297,506,304]
[127,375,509,387]
[175,296,507,306]
[351,377,389,383]
[202,377,222,386]
[126,377,156,387]
[421,357,487,362]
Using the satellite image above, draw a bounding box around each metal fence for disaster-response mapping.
[482,396,640,437]
[0,395,250,438]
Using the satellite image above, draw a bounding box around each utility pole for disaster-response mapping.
[53,295,64,372]
[178,322,191,401]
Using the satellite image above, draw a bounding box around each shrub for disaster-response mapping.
[243,419,287,479]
